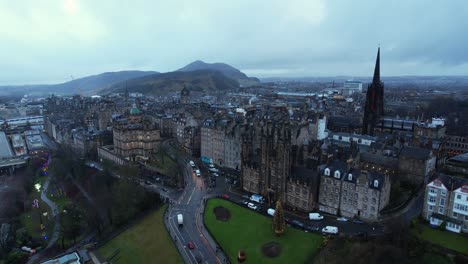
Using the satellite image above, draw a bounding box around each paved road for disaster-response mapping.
[165,161,227,264]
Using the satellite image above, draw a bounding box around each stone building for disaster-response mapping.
[200,118,241,169]
[318,159,391,220]
[398,146,436,186]
[112,105,161,161]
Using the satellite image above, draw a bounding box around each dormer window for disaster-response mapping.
[348,174,352,181]
[324,168,330,176]
[334,171,340,178]
[374,180,379,188]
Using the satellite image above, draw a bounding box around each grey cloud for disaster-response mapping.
[0,0,467,84]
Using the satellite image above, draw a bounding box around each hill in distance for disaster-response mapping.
[0,70,157,96]
[177,60,260,87]
[101,69,240,96]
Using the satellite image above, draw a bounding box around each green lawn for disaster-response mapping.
[414,225,468,255]
[204,199,324,264]
[20,176,54,242]
[97,205,182,264]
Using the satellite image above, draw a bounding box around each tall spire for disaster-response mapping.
[373,47,380,84]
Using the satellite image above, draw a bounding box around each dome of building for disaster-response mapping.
[130,103,141,115]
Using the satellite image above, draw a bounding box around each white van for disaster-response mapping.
[309,213,324,220]
[267,208,275,217]
[322,226,338,235]
[189,161,195,167]
[250,194,264,203]
[195,169,201,177]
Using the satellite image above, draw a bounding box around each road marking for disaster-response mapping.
[186,187,196,205]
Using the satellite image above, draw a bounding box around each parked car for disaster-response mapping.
[209,163,215,168]
[242,194,250,199]
[291,220,304,228]
[212,173,219,177]
[353,219,365,224]
[247,203,258,210]
[209,168,219,173]
[305,225,320,232]
[322,226,339,235]
[337,217,349,222]
[145,180,152,185]
[267,208,275,216]
[309,213,324,220]
[162,188,168,192]
[187,242,195,249]
[242,200,249,206]
[189,161,195,167]
[222,194,230,199]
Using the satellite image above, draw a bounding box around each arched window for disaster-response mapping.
[348,174,352,181]
[324,168,330,176]
[374,180,379,188]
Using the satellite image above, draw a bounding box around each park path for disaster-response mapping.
[26,175,61,264]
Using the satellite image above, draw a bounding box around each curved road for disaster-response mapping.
[166,161,227,264]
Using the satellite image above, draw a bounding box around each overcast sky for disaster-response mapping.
[1,0,468,84]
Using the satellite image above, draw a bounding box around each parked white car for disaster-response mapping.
[189,160,195,167]
[309,213,324,220]
[322,226,339,235]
[247,203,258,210]
[337,217,349,222]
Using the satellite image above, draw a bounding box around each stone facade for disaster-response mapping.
[113,109,161,161]
[318,160,391,220]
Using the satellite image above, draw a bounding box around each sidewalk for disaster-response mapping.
[197,195,229,264]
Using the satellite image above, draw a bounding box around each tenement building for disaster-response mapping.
[318,159,391,220]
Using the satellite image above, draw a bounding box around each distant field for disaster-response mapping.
[97,205,182,264]
[204,198,323,264]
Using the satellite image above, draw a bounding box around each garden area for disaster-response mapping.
[412,223,468,255]
[204,198,323,264]
[97,205,182,264]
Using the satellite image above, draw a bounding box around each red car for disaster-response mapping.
[187,242,195,250]
[222,194,230,199]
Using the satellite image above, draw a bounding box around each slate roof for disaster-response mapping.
[400,146,432,160]
[367,172,385,191]
[290,166,319,186]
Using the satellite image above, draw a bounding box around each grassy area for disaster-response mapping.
[204,198,323,264]
[413,224,468,255]
[20,176,54,242]
[97,205,182,264]
[150,152,178,176]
